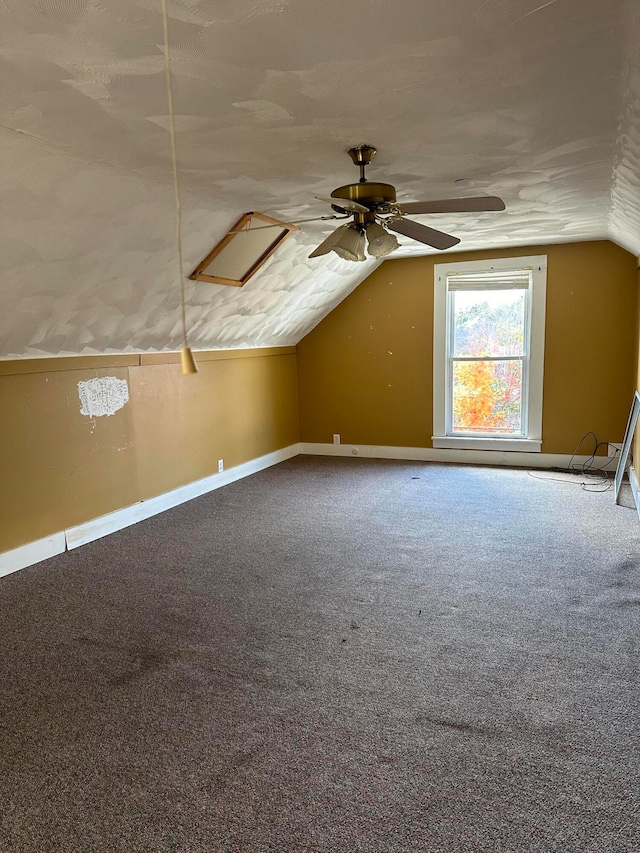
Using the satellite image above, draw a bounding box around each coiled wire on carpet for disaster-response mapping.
[527,431,623,492]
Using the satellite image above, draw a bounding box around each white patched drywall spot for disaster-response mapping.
[78,377,129,417]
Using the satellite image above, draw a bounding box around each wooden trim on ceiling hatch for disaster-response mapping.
[188,212,299,287]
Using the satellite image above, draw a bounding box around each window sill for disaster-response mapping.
[432,436,542,452]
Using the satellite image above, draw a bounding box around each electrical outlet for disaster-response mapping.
[218,459,224,473]
[333,434,340,444]
[608,443,622,457]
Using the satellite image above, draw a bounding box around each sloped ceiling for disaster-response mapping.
[1,0,640,359]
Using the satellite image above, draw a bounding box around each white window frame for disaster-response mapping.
[433,255,547,452]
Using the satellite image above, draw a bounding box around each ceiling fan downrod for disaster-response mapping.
[347,145,377,183]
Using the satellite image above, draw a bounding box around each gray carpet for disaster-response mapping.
[1,456,639,852]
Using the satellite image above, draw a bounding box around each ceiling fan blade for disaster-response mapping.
[397,196,506,215]
[386,217,460,250]
[315,195,369,213]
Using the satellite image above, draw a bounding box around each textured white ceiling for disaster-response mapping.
[2,0,639,358]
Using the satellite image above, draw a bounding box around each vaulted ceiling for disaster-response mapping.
[2,0,639,359]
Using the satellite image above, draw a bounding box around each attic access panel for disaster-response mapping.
[189,212,298,287]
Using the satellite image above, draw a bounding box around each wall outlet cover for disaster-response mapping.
[333,434,340,444]
[218,459,224,472]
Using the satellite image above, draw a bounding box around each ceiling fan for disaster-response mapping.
[309,145,505,262]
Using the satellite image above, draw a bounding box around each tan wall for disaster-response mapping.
[0,349,298,553]
[297,241,638,454]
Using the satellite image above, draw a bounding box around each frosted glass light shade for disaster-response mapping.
[332,225,367,262]
[309,224,351,257]
[366,221,400,258]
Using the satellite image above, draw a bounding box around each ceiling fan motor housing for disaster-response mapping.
[330,182,397,213]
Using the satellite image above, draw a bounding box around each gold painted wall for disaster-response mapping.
[633,265,640,476]
[0,349,298,553]
[297,241,638,454]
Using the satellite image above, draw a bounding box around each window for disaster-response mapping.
[433,255,547,452]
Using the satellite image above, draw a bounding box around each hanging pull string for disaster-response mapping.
[160,0,196,371]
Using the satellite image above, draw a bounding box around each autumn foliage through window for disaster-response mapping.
[450,287,527,435]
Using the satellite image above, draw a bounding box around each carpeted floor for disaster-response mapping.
[1,456,639,852]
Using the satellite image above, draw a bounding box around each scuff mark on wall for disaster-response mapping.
[78,376,129,417]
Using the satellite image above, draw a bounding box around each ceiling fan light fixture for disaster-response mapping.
[365,221,400,258]
[331,224,367,262]
[310,146,506,259]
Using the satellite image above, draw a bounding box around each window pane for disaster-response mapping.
[452,360,522,434]
[452,288,525,357]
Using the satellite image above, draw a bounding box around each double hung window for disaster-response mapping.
[433,256,547,451]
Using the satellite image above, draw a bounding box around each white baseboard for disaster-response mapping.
[0,532,66,579]
[299,442,620,472]
[1,440,626,578]
[629,467,640,521]
[65,443,300,549]
[2,443,300,575]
